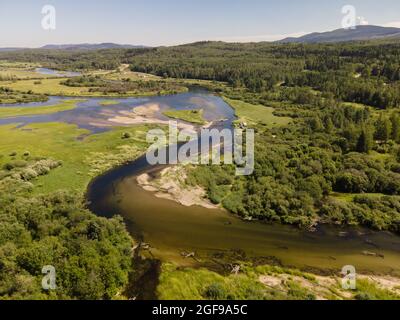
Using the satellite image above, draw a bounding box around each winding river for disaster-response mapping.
[87,151,400,277]
[85,93,400,278]
[2,89,400,279]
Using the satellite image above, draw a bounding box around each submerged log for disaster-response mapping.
[181,251,196,259]
[362,251,385,259]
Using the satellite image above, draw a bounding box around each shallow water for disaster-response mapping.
[88,152,400,276]
[0,96,62,107]
[35,68,82,77]
[3,89,400,276]
[0,90,236,133]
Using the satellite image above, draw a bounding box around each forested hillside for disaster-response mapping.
[126,41,400,231]
[1,40,400,300]
[129,41,400,109]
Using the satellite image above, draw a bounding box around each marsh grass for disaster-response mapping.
[0,99,85,118]
[163,109,206,125]
[0,122,155,194]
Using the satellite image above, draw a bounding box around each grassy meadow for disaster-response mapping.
[163,109,206,124]
[0,99,85,117]
[0,122,154,194]
[223,97,292,127]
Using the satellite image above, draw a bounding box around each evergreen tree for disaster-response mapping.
[325,117,334,133]
[374,115,392,142]
[309,116,324,132]
[356,128,374,153]
[390,113,400,143]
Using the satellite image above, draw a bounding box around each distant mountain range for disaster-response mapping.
[278,25,400,43]
[1,26,400,52]
[0,43,147,52]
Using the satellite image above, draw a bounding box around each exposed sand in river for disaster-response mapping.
[107,103,198,131]
[137,166,218,209]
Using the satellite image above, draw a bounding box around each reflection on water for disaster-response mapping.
[4,88,400,276]
[0,96,61,107]
[35,68,82,77]
[0,90,236,133]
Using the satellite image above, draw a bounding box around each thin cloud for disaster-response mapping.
[357,17,369,26]
[383,21,400,28]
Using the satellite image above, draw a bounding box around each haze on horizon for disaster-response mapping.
[1,0,400,47]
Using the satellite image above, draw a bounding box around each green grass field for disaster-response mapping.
[2,77,188,98]
[0,122,154,194]
[223,97,292,127]
[0,99,85,118]
[0,61,52,80]
[2,78,94,96]
[99,100,120,106]
[0,69,52,80]
[331,192,386,203]
[163,109,206,124]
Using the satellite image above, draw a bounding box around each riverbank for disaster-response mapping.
[137,166,218,209]
[107,102,199,131]
[0,99,86,117]
[2,78,188,97]
[2,83,400,300]
[156,263,400,300]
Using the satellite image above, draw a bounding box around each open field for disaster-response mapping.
[0,99,85,117]
[223,97,292,127]
[2,77,188,98]
[104,69,162,82]
[0,61,51,80]
[2,78,94,96]
[0,69,52,80]
[0,122,154,194]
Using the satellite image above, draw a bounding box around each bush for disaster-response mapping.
[3,163,14,171]
[0,191,132,300]
[203,283,226,300]
[355,293,372,300]
[334,169,369,193]
[3,160,27,171]
[122,132,132,139]
[20,168,38,181]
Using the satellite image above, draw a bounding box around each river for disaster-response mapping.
[2,89,400,278]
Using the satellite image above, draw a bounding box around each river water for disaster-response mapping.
[2,90,400,276]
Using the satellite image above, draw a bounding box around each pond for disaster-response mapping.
[35,67,82,77]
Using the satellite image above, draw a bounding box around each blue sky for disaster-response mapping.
[1,0,400,47]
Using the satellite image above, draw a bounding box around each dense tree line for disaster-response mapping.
[0,48,150,71]
[0,155,132,299]
[61,76,186,95]
[128,41,400,108]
